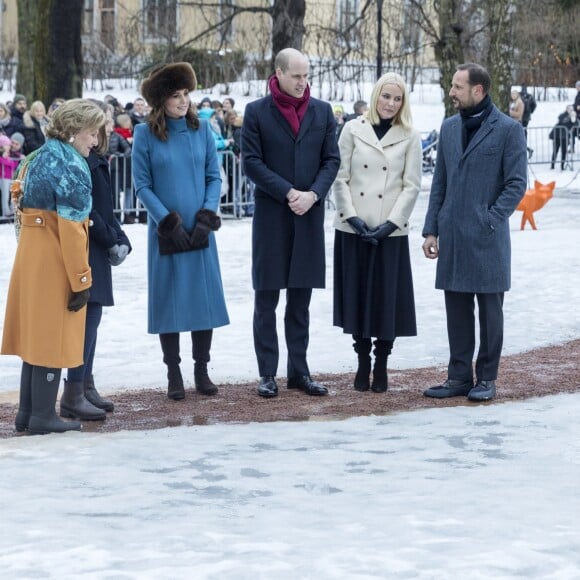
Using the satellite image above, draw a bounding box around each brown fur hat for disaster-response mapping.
[141,62,197,109]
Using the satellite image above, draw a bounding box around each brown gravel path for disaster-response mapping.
[1,339,579,439]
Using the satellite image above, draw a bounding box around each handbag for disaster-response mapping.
[10,148,41,241]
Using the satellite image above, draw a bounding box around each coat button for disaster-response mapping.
[81,276,87,283]
[360,192,364,196]
[339,212,343,217]
[382,166,387,171]
[364,164,368,168]
[378,194,383,199]
[89,219,94,227]
[35,217,42,224]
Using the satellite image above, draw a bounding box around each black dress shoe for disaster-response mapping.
[287,376,328,396]
[468,380,496,402]
[423,379,473,399]
[257,376,278,398]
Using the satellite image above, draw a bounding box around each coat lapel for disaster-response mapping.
[269,100,298,141]
[349,119,411,154]
[296,104,315,143]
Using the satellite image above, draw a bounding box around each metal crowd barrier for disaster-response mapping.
[524,126,578,170]
[108,150,254,221]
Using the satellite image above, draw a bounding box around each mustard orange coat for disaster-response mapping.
[1,139,93,368]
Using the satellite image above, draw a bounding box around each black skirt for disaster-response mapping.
[333,230,417,340]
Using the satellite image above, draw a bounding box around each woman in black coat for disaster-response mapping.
[62,105,131,420]
[550,105,579,170]
[21,112,46,154]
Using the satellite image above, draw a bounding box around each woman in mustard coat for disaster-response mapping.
[333,73,422,393]
[1,99,106,435]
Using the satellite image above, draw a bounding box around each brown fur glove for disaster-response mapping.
[190,209,221,250]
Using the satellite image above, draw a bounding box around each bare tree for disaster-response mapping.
[34,0,84,104]
[177,0,305,66]
[15,0,39,100]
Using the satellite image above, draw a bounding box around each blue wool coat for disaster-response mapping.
[132,117,229,334]
[242,95,340,290]
[422,106,527,293]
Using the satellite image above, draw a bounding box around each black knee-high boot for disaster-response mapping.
[28,366,81,435]
[15,361,33,432]
[192,329,218,395]
[372,339,393,393]
[160,333,185,400]
[352,336,372,391]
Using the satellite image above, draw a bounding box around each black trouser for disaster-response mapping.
[67,302,103,382]
[552,137,569,167]
[253,288,312,378]
[444,291,504,382]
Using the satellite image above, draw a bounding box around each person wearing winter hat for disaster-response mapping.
[5,95,27,136]
[0,132,25,217]
[10,131,25,151]
[132,62,229,401]
[0,134,18,217]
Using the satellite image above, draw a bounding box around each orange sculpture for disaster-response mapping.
[516,180,555,230]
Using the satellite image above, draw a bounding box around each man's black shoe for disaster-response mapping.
[257,376,278,398]
[287,376,328,396]
[423,379,473,399]
[468,380,496,402]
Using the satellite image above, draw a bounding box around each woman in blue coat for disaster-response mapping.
[132,62,229,401]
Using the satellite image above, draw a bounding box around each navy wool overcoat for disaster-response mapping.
[242,95,340,290]
[86,151,131,306]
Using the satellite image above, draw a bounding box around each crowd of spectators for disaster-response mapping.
[0,93,247,221]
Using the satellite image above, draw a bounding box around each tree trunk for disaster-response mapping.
[15,0,39,100]
[434,0,465,118]
[34,0,83,105]
[271,0,306,59]
[485,0,516,113]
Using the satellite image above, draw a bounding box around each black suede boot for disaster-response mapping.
[60,379,106,421]
[192,329,218,395]
[84,374,114,412]
[15,361,33,432]
[353,336,372,391]
[160,333,185,400]
[28,367,81,435]
[372,339,393,393]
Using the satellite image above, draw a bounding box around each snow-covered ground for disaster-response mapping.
[0,82,579,578]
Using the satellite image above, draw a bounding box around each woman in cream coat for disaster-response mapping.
[333,72,422,393]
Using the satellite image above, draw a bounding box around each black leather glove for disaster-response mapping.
[361,220,399,242]
[168,224,190,251]
[68,289,90,312]
[157,212,191,254]
[346,216,378,246]
[190,222,211,249]
[190,209,221,250]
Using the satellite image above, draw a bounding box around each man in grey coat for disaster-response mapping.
[422,63,527,402]
[242,48,340,398]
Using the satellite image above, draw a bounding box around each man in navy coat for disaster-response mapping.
[242,48,340,398]
[422,63,527,402]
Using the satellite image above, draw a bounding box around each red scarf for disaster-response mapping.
[268,75,310,136]
[114,127,133,140]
